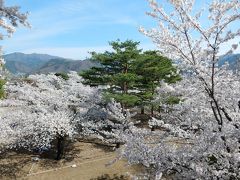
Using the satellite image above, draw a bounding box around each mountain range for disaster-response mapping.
[218,54,240,71]
[3,52,96,75]
[3,52,240,75]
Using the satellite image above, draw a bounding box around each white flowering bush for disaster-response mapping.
[0,0,29,40]
[0,0,29,73]
[0,72,132,160]
[120,0,240,179]
[0,72,98,159]
[78,99,134,146]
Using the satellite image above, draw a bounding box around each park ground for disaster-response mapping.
[0,141,141,180]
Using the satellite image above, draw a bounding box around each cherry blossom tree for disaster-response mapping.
[120,0,240,179]
[0,72,131,159]
[78,99,133,148]
[0,72,98,159]
[0,0,29,76]
[0,0,29,39]
[140,0,240,127]
[121,75,240,179]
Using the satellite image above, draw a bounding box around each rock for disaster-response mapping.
[32,157,40,162]
[71,164,77,168]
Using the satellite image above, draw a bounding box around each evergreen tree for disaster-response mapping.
[134,51,181,116]
[81,40,142,108]
[81,42,181,114]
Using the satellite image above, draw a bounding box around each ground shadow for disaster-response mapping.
[0,150,32,179]
[0,139,81,178]
[92,142,116,153]
[132,113,151,128]
[38,139,81,169]
[90,174,129,180]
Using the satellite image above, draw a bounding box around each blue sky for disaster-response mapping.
[2,0,157,59]
[2,0,239,59]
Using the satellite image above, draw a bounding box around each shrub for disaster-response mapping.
[0,79,6,99]
[55,72,69,80]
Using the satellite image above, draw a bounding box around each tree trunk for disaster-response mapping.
[116,142,120,148]
[56,135,65,160]
[123,64,128,94]
[120,102,124,111]
[151,104,154,117]
[151,126,155,131]
[123,82,128,94]
[141,106,145,114]
[120,102,126,114]
[151,84,154,117]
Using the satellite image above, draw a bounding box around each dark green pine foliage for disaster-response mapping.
[0,79,6,99]
[80,40,142,108]
[55,72,69,80]
[134,50,181,115]
[81,41,181,113]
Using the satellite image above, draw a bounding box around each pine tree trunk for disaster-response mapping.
[120,102,125,112]
[123,82,128,94]
[151,84,154,117]
[141,106,145,114]
[151,104,154,117]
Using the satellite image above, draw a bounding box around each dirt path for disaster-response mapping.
[0,142,138,180]
[26,155,132,180]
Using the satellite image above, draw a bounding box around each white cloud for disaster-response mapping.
[2,0,139,54]
[1,0,156,58]
[219,37,240,55]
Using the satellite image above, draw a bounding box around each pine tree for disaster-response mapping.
[81,40,142,109]
[134,51,181,116]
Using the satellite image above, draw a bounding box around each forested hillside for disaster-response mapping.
[4,53,96,75]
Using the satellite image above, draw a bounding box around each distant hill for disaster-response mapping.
[3,52,240,75]
[33,58,96,74]
[3,52,96,75]
[5,61,32,74]
[219,54,240,70]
